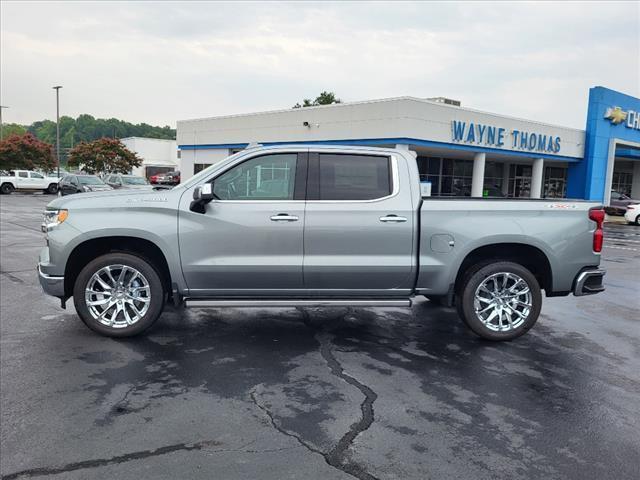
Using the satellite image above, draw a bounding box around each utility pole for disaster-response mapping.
[52,86,62,178]
[0,105,9,140]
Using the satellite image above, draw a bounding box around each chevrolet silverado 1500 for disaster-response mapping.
[37,145,606,340]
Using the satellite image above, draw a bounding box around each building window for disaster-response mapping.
[194,163,211,174]
[483,161,503,195]
[417,156,474,196]
[508,165,532,198]
[543,166,567,198]
[417,157,503,197]
[611,171,633,196]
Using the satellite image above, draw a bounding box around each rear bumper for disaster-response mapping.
[573,268,606,296]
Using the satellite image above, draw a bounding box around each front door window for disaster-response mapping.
[213,154,297,200]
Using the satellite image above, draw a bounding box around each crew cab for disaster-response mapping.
[37,145,606,340]
[1,170,60,194]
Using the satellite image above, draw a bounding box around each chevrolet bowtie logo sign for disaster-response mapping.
[604,106,628,125]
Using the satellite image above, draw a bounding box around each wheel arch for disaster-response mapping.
[64,236,173,299]
[454,243,553,295]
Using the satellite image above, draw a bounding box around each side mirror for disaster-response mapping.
[190,183,217,213]
[193,183,216,201]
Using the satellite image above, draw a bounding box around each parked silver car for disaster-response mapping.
[38,145,605,340]
[104,174,154,190]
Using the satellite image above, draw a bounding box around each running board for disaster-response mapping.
[184,298,412,308]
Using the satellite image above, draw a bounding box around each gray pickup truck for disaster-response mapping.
[38,145,606,341]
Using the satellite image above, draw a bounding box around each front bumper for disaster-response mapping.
[37,264,65,297]
[573,268,606,296]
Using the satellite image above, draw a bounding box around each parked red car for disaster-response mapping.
[149,173,165,184]
[160,171,181,186]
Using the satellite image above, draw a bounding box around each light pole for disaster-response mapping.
[52,86,62,178]
[0,105,9,140]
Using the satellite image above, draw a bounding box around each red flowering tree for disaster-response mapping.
[0,133,56,172]
[68,138,142,174]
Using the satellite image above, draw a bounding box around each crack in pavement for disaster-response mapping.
[1,440,299,479]
[249,308,380,480]
[0,440,222,479]
[0,271,25,284]
[1,221,42,233]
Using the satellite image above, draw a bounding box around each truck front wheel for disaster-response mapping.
[457,261,542,341]
[73,253,165,337]
[45,183,58,194]
[1,183,14,194]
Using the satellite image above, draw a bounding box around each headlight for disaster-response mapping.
[42,209,68,232]
[82,185,91,192]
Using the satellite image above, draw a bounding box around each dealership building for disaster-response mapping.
[177,86,640,203]
[120,137,179,179]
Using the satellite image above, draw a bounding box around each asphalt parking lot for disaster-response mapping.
[1,193,639,480]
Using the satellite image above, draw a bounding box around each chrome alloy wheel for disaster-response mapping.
[473,272,532,332]
[85,264,151,328]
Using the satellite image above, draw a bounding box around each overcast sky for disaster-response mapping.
[1,1,638,129]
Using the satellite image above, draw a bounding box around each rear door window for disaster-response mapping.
[313,154,392,200]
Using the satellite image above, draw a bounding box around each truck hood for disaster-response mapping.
[46,189,177,210]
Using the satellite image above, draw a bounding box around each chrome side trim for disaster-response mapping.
[184,298,412,308]
[573,269,606,296]
[210,155,400,205]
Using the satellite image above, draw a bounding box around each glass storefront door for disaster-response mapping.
[509,165,532,197]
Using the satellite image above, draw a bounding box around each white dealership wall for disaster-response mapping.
[177,97,586,196]
[120,137,178,177]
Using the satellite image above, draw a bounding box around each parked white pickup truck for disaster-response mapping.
[0,170,60,194]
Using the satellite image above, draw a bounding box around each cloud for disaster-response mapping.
[1,1,638,128]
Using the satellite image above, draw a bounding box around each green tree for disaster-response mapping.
[68,138,142,174]
[20,115,176,146]
[1,123,27,138]
[293,91,342,108]
[0,133,56,172]
[28,119,57,144]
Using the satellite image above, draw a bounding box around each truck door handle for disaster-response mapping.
[270,213,299,222]
[379,215,407,223]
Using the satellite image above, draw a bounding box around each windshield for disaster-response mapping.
[78,175,105,185]
[122,176,148,185]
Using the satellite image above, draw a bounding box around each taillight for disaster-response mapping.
[589,207,605,253]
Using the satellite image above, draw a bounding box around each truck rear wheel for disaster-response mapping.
[457,261,541,341]
[73,253,165,337]
[1,183,14,194]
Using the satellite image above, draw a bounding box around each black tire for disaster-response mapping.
[635,215,640,226]
[73,253,165,337]
[1,183,14,195]
[456,261,542,341]
[46,183,58,194]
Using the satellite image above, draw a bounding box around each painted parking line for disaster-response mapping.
[605,238,640,244]
[603,245,639,252]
